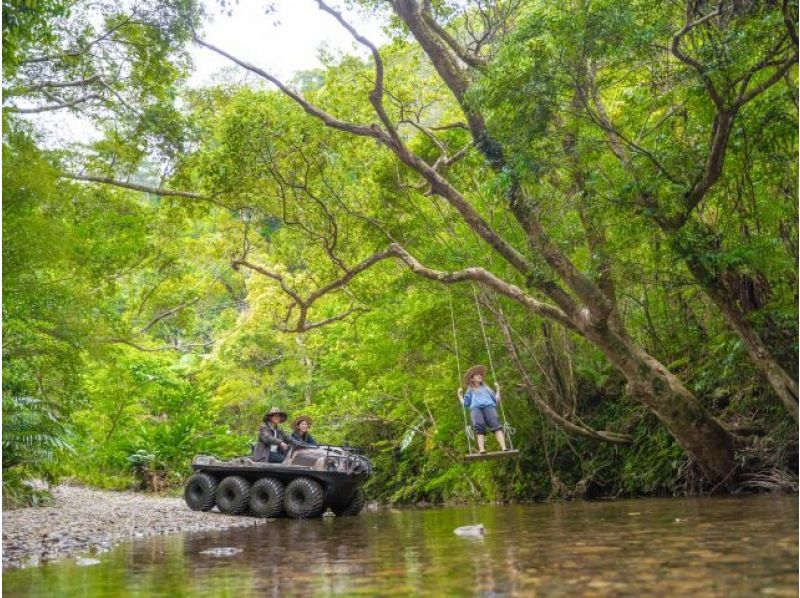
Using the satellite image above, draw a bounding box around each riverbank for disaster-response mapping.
[2,485,269,569]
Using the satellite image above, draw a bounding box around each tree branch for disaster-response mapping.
[7,93,100,113]
[388,243,576,329]
[196,29,541,290]
[420,4,488,68]
[669,109,736,230]
[733,52,799,109]
[233,243,576,333]
[102,337,214,353]
[23,75,101,92]
[62,173,216,202]
[231,258,306,306]
[783,0,799,45]
[137,297,199,334]
[671,5,725,109]
[389,2,602,323]
[285,305,368,333]
[496,310,631,444]
[314,0,400,143]
[193,36,382,141]
[579,64,682,185]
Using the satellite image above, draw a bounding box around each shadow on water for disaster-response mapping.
[3,494,798,597]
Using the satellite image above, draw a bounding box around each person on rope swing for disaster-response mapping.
[253,407,305,463]
[458,365,508,454]
[291,415,319,447]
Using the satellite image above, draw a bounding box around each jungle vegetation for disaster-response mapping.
[3,0,798,507]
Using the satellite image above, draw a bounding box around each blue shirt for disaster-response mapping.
[464,384,497,410]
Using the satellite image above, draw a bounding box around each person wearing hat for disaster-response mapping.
[457,365,508,454]
[253,407,305,463]
[291,415,318,447]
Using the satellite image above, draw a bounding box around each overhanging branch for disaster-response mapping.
[62,173,224,205]
[232,243,576,333]
[7,93,100,113]
[193,36,382,141]
[194,26,542,293]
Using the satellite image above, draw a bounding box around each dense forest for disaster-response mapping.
[3,0,798,507]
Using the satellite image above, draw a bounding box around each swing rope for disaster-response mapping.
[471,284,516,449]
[448,291,474,451]
[472,284,497,380]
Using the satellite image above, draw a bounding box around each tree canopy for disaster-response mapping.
[3,0,797,506]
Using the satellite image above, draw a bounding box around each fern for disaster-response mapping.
[2,395,72,471]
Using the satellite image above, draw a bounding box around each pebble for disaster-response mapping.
[454,524,485,537]
[75,557,101,567]
[199,547,242,557]
[3,485,269,569]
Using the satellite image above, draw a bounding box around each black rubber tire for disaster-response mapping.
[249,477,285,518]
[184,472,218,511]
[330,487,366,517]
[284,477,325,519]
[215,475,251,515]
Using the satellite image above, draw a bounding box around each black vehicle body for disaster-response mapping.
[184,445,371,519]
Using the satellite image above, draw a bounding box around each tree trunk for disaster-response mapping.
[686,259,799,422]
[295,335,314,406]
[583,325,737,484]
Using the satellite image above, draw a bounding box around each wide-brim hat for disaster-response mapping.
[263,407,288,423]
[293,415,313,429]
[464,364,487,389]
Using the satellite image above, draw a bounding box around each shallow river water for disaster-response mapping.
[3,494,797,597]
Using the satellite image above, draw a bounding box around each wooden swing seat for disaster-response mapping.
[464,450,519,462]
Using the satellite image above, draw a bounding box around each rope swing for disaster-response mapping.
[448,291,475,453]
[471,284,515,451]
[450,284,518,459]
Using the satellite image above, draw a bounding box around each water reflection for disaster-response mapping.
[4,495,797,597]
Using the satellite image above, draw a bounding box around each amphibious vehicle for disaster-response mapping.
[184,445,371,519]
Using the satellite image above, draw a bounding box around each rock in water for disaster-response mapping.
[75,557,101,566]
[199,547,242,557]
[454,524,485,537]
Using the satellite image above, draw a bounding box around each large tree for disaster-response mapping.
[167,0,743,485]
[17,0,796,489]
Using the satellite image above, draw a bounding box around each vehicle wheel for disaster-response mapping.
[184,472,218,511]
[215,476,251,515]
[330,488,366,517]
[284,477,325,519]
[249,477,285,518]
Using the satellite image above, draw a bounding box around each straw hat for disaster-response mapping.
[263,407,288,423]
[463,364,487,389]
[293,415,313,429]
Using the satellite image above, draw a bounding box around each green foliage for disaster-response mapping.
[2,394,71,507]
[2,395,72,471]
[4,0,796,503]
[2,0,69,75]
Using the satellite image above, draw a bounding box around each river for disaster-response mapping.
[3,494,797,596]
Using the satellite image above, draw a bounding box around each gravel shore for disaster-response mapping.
[2,485,269,569]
